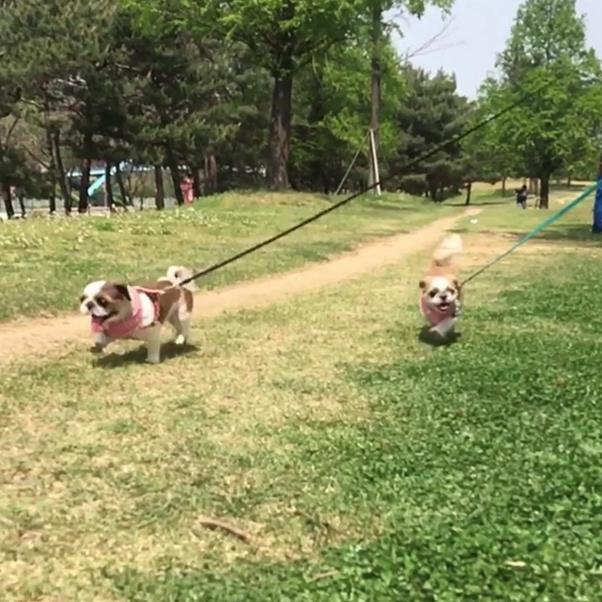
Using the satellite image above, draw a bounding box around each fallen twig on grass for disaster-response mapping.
[195,516,251,543]
[310,569,340,582]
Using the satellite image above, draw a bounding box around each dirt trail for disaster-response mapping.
[0,208,479,363]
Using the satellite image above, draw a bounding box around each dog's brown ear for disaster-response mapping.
[419,279,427,290]
[109,283,131,301]
[453,279,460,291]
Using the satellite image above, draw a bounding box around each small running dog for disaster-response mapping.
[419,234,463,338]
[80,266,195,363]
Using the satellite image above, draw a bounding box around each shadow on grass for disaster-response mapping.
[418,326,462,348]
[95,341,199,368]
[503,224,601,245]
[351,201,436,213]
[447,200,510,207]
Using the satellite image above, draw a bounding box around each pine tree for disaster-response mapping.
[0,0,115,213]
[118,4,267,205]
[393,67,469,201]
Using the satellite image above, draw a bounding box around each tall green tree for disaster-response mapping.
[290,39,405,191]
[365,0,453,190]
[0,48,21,217]
[472,77,521,196]
[184,0,365,190]
[488,0,602,208]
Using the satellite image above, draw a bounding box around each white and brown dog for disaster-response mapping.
[419,234,463,338]
[80,266,195,363]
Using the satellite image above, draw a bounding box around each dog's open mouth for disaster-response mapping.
[438,302,450,311]
[91,312,116,326]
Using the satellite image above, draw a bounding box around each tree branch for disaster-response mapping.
[401,17,463,61]
[195,516,251,543]
[3,115,20,146]
[23,146,51,170]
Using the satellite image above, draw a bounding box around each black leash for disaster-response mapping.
[179,90,537,287]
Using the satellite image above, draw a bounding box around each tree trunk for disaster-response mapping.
[105,161,115,212]
[45,129,57,214]
[465,181,472,205]
[166,146,184,205]
[52,131,71,214]
[115,163,130,206]
[268,66,293,190]
[539,172,550,209]
[593,152,602,233]
[368,3,382,193]
[154,165,165,210]
[501,176,507,197]
[78,158,91,213]
[306,68,327,192]
[205,154,217,195]
[17,190,26,217]
[2,184,15,219]
[49,180,57,214]
[192,168,202,199]
[43,98,58,215]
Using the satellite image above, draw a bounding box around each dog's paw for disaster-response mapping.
[175,334,186,346]
[146,355,161,364]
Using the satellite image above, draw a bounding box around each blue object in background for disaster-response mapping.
[594,176,602,233]
[87,165,117,197]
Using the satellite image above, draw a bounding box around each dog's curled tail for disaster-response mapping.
[432,233,463,267]
[166,266,197,291]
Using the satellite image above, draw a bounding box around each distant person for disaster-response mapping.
[515,184,527,209]
[180,174,194,205]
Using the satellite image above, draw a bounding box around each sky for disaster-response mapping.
[392,0,602,98]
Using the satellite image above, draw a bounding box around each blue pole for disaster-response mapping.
[87,164,119,197]
[87,174,106,197]
[594,157,602,233]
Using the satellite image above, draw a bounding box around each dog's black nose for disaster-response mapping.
[86,301,94,311]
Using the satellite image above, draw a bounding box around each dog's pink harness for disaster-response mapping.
[420,296,458,326]
[91,287,162,339]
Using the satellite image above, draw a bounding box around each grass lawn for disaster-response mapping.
[1,187,601,600]
[0,191,456,322]
[458,183,596,235]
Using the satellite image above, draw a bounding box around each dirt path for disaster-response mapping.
[0,208,479,363]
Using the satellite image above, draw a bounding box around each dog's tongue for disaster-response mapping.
[91,315,105,326]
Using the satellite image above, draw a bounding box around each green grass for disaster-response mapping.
[0,190,455,322]
[456,183,597,241]
[2,188,602,600]
[110,251,602,602]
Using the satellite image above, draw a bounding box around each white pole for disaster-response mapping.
[369,128,382,196]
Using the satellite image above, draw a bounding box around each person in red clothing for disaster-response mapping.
[180,174,194,204]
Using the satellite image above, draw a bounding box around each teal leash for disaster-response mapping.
[461,183,598,287]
